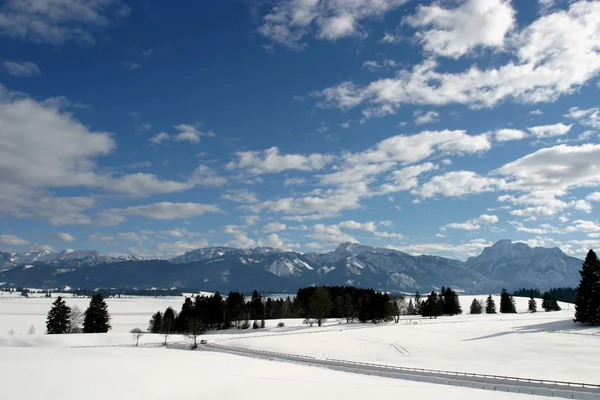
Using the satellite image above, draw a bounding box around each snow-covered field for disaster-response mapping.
[1,293,598,399]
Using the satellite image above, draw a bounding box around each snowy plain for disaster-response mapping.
[0,293,598,399]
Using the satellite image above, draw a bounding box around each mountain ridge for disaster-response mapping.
[0,240,585,293]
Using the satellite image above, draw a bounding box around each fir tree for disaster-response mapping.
[149,311,163,333]
[175,297,195,333]
[441,287,462,315]
[542,291,552,312]
[528,296,537,313]
[485,295,497,314]
[46,296,71,334]
[550,298,561,312]
[308,287,332,327]
[83,294,112,333]
[470,298,482,314]
[575,249,600,325]
[407,299,415,316]
[414,291,422,314]
[500,289,517,313]
[422,291,443,318]
[250,290,263,321]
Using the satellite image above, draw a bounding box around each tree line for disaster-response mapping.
[46,294,111,334]
[513,287,571,309]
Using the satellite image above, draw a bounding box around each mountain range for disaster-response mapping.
[0,240,585,293]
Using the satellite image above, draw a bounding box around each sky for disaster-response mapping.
[1,0,600,260]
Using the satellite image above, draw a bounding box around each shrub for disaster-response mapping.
[277,322,285,328]
[252,321,259,329]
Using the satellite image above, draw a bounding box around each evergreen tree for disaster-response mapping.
[528,296,537,313]
[83,294,111,333]
[308,287,332,327]
[575,249,600,325]
[343,293,355,322]
[485,295,497,314]
[441,287,462,315]
[149,311,162,333]
[414,291,422,314]
[46,296,71,334]
[550,297,562,312]
[175,297,194,333]
[542,291,552,312]
[500,289,517,313]
[470,298,482,314]
[422,291,443,318]
[250,290,263,321]
[407,299,415,316]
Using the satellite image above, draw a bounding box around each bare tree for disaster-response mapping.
[28,325,36,335]
[68,305,84,333]
[130,327,144,346]
[185,318,205,349]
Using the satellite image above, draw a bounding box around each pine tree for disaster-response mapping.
[407,299,415,316]
[83,294,111,333]
[470,298,482,314]
[149,311,162,333]
[175,297,194,333]
[575,249,600,325]
[308,287,332,327]
[500,289,517,313]
[414,291,422,314]
[550,297,562,312]
[441,287,462,315]
[46,296,71,334]
[542,291,552,312]
[528,296,537,313]
[485,295,497,314]
[422,291,442,318]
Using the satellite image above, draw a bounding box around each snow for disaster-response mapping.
[0,345,546,400]
[0,294,596,399]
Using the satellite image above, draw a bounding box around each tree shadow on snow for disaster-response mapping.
[463,319,600,341]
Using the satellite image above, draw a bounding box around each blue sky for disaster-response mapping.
[2,0,600,260]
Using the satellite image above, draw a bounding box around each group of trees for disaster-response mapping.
[419,287,462,318]
[469,291,516,314]
[513,288,562,312]
[574,250,600,325]
[46,294,111,334]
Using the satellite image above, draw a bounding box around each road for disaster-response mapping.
[202,342,600,400]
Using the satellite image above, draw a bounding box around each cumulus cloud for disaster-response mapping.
[565,107,600,129]
[0,0,130,45]
[258,0,409,49]
[0,234,29,246]
[527,123,572,138]
[55,232,76,242]
[149,124,215,145]
[227,147,333,175]
[387,239,493,260]
[221,189,259,203]
[495,129,527,142]
[405,0,515,58]
[3,60,41,77]
[97,202,221,226]
[413,110,439,125]
[415,171,501,198]
[262,221,287,233]
[315,1,600,113]
[441,214,499,231]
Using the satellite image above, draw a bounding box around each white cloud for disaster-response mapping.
[495,128,527,142]
[55,232,75,242]
[3,60,41,77]
[316,1,600,112]
[258,0,409,49]
[149,132,170,145]
[309,224,357,244]
[221,189,259,204]
[362,60,381,71]
[416,171,501,198]
[529,109,544,116]
[586,192,600,202]
[224,225,257,248]
[263,221,287,233]
[241,215,260,226]
[379,162,439,194]
[387,239,493,260]
[527,123,572,138]
[379,32,403,44]
[227,147,333,175]
[0,234,29,246]
[0,0,130,45]
[405,0,515,58]
[413,110,439,125]
[123,62,141,71]
[373,231,405,240]
[150,124,215,145]
[441,214,499,231]
[338,220,377,232]
[565,107,600,129]
[97,202,221,226]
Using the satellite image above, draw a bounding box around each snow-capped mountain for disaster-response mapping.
[466,239,583,289]
[0,249,145,272]
[0,241,585,293]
